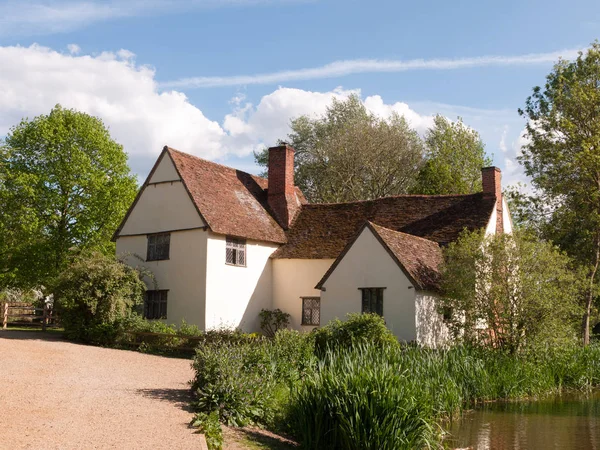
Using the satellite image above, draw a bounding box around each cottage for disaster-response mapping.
[114,145,512,346]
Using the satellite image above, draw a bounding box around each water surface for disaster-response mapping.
[445,391,600,450]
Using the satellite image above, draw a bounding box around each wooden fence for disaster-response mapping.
[2,302,59,331]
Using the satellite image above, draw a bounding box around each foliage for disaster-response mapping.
[313,313,398,357]
[0,105,137,288]
[53,252,146,343]
[259,308,291,337]
[440,229,583,353]
[518,42,600,344]
[289,342,600,450]
[412,115,492,195]
[191,330,315,427]
[191,411,223,450]
[254,94,424,203]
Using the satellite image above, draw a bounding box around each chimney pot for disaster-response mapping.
[268,144,299,229]
[481,166,503,234]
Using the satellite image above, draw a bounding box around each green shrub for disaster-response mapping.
[313,313,398,356]
[191,411,223,450]
[53,252,145,343]
[259,308,291,337]
[191,330,315,428]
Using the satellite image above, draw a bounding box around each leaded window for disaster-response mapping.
[302,297,320,326]
[360,287,384,316]
[226,237,246,266]
[147,233,170,261]
[144,290,168,320]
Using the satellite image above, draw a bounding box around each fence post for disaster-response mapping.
[42,303,48,332]
[3,303,7,330]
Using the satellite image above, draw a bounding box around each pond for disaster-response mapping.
[445,391,600,450]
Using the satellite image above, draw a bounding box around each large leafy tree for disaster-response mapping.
[254,94,424,203]
[518,42,600,344]
[412,115,492,195]
[0,105,137,287]
[441,230,583,353]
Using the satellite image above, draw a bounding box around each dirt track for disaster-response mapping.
[0,331,201,449]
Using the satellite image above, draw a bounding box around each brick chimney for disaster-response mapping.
[482,166,503,234]
[268,144,300,229]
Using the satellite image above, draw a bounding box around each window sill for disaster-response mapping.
[225,262,246,268]
[146,258,170,262]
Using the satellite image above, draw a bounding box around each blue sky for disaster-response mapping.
[1,0,599,187]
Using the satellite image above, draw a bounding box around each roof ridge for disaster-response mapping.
[165,146,267,182]
[367,221,441,247]
[303,192,483,207]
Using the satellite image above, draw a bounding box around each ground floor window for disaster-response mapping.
[144,290,168,319]
[301,297,320,326]
[360,287,385,316]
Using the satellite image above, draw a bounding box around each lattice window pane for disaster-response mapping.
[147,233,170,261]
[302,297,320,325]
[144,290,168,319]
[226,237,246,266]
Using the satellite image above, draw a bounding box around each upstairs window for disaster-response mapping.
[147,233,170,261]
[144,290,168,320]
[360,287,385,317]
[301,297,320,326]
[226,237,246,266]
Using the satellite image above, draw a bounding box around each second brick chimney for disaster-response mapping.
[268,144,300,229]
[482,166,503,234]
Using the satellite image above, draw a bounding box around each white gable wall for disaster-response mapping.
[116,228,208,328]
[149,153,180,183]
[272,259,335,330]
[205,232,279,332]
[319,227,418,342]
[119,153,205,237]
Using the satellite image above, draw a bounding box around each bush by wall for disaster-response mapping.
[53,252,146,343]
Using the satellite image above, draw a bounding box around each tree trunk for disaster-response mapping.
[582,235,600,345]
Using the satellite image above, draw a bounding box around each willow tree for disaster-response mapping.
[518,42,600,344]
[412,115,492,195]
[254,94,424,203]
[0,105,137,287]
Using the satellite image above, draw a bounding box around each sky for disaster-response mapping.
[0,0,599,188]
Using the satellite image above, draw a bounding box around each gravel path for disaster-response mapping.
[0,331,201,450]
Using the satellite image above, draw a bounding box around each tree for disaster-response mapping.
[412,115,492,195]
[254,94,424,203]
[440,230,583,353]
[518,42,600,344]
[0,105,137,287]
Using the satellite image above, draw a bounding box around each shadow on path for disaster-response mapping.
[136,388,195,414]
[0,330,65,341]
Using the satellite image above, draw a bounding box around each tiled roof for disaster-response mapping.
[315,222,444,291]
[273,193,495,259]
[167,147,300,243]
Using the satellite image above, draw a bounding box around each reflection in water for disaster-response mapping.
[445,391,600,450]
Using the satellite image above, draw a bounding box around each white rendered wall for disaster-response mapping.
[149,153,180,183]
[205,232,279,332]
[319,227,418,342]
[119,155,204,236]
[116,228,208,328]
[272,259,335,330]
[415,293,450,347]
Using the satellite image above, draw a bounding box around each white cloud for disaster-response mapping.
[0,43,530,187]
[162,48,583,89]
[0,44,225,173]
[499,125,508,152]
[0,0,310,36]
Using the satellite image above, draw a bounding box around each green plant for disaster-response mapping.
[53,252,145,343]
[313,313,398,356]
[191,411,223,450]
[259,309,291,337]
